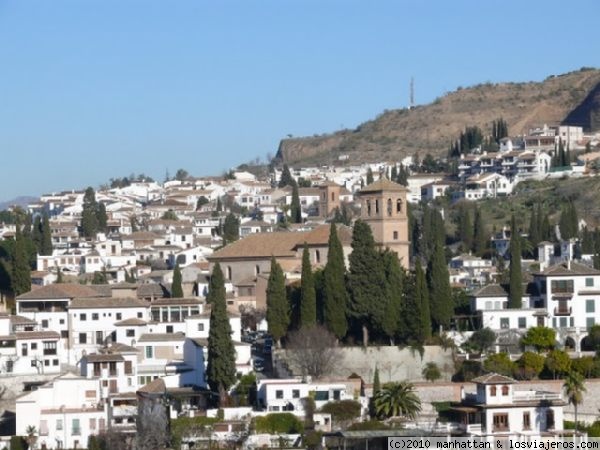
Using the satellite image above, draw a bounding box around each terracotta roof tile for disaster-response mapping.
[360,178,407,193]
[70,297,148,309]
[472,373,516,384]
[17,284,103,300]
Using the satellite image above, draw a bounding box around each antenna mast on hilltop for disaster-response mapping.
[409,76,415,109]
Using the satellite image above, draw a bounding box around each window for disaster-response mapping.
[315,250,321,264]
[375,199,379,214]
[314,391,329,401]
[166,325,174,334]
[275,390,283,399]
[387,199,392,216]
[255,265,260,276]
[560,317,567,328]
[126,329,135,337]
[518,317,526,329]
[80,313,87,321]
[393,231,398,240]
[116,313,122,320]
[56,419,63,430]
[31,360,37,367]
[586,300,595,313]
[43,341,57,355]
[546,410,555,430]
[292,389,300,398]
[367,200,371,216]
[31,343,38,350]
[6,360,13,373]
[586,278,594,287]
[96,331,103,345]
[501,385,509,396]
[41,320,48,328]
[523,412,531,430]
[490,386,497,396]
[124,360,133,375]
[137,312,143,318]
[197,323,205,332]
[59,319,64,325]
[396,199,403,213]
[21,343,28,356]
[587,317,596,330]
[333,390,341,400]
[72,418,81,435]
[551,279,574,294]
[145,346,153,358]
[79,333,87,344]
[92,313,99,320]
[493,413,509,431]
[90,418,96,430]
[500,318,509,329]
[227,266,232,281]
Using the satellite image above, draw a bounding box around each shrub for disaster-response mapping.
[254,413,303,434]
[483,353,514,376]
[514,351,545,380]
[320,400,361,422]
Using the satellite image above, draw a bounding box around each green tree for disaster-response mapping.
[266,257,290,346]
[472,207,487,256]
[366,168,374,185]
[278,164,294,188]
[422,362,441,383]
[381,250,403,344]
[456,204,473,250]
[300,244,316,328]
[196,196,209,210]
[373,367,381,395]
[40,213,53,256]
[323,223,348,339]
[559,201,579,240]
[521,326,556,352]
[414,259,431,340]
[206,263,236,403]
[514,351,545,380]
[12,223,31,296]
[466,328,496,354]
[508,215,523,308]
[373,382,422,420]
[81,187,99,238]
[427,238,452,330]
[174,168,189,181]
[348,220,386,346]
[31,216,42,253]
[161,210,179,221]
[222,213,240,244]
[97,202,108,232]
[171,264,184,298]
[290,183,302,223]
[483,352,514,376]
[564,371,586,434]
[545,349,572,379]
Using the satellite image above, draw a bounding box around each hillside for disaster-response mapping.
[276,68,600,166]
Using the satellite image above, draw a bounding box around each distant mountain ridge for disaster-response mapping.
[276,68,600,166]
[0,196,37,211]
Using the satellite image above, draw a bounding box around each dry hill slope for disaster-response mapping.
[276,68,600,166]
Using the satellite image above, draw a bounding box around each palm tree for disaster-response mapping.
[373,381,422,420]
[25,425,37,449]
[422,362,442,383]
[564,371,586,435]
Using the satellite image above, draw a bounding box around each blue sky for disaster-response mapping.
[1,0,599,202]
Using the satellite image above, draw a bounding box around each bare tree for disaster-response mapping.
[239,305,266,331]
[285,325,343,379]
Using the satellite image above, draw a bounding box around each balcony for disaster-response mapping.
[554,306,572,316]
[513,391,562,402]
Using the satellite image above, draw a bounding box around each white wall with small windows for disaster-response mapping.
[480,309,540,331]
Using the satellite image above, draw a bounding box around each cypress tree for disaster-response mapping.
[373,366,381,395]
[97,202,108,232]
[397,166,408,186]
[391,165,398,181]
[300,244,317,327]
[427,237,452,331]
[528,206,540,249]
[81,187,99,238]
[323,223,348,339]
[473,207,487,256]
[266,257,290,346]
[31,216,42,253]
[366,168,374,185]
[348,220,386,346]
[278,164,294,188]
[415,259,432,340]
[206,263,236,403]
[12,223,31,296]
[41,213,53,256]
[457,204,473,250]
[381,250,403,344]
[171,264,184,298]
[508,215,523,309]
[223,213,240,243]
[290,183,302,223]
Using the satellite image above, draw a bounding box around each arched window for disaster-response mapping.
[227,266,232,281]
[396,199,403,213]
[315,250,321,263]
[501,385,509,396]
[331,192,335,202]
[387,199,393,216]
[367,200,371,216]
[490,386,497,396]
[375,199,379,215]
